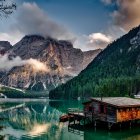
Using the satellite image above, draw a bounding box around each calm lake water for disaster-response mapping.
[0,99,140,140]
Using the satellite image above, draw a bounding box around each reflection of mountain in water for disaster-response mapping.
[0,101,65,139]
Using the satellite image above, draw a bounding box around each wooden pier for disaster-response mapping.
[60,108,90,126]
[60,108,83,120]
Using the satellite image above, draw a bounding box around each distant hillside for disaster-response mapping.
[49,25,140,99]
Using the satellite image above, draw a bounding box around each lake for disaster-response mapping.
[0,99,140,140]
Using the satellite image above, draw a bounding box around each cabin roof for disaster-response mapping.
[89,97,140,108]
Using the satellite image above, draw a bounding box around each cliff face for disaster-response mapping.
[1,35,101,91]
[83,49,102,68]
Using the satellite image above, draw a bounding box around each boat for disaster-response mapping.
[59,114,74,122]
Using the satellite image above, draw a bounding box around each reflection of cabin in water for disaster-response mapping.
[83,97,140,129]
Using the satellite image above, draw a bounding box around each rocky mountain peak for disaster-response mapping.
[22,35,45,42]
[0,41,12,47]
[0,41,12,55]
[59,40,73,48]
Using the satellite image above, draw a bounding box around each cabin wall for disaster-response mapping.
[117,107,140,122]
[84,102,92,112]
[84,101,117,123]
[106,106,117,123]
[92,102,100,113]
[84,102,100,113]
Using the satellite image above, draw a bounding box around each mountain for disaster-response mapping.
[49,25,140,99]
[0,41,12,55]
[0,35,101,92]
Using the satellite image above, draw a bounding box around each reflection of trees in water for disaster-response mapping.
[49,100,83,113]
[0,102,65,139]
[0,135,5,140]
[0,126,5,140]
[84,127,140,140]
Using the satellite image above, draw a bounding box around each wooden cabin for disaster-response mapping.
[83,97,140,124]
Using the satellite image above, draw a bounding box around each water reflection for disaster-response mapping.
[0,100,83,140]
[0,100,140,140]
[84,128,140,140]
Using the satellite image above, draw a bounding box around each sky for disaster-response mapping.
[0,0,140,51]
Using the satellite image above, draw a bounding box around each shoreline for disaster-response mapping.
[0,98,49,103]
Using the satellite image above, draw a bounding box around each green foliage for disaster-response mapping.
[0,87,48,98]
[94,76,140,98]
[49,26,140,100]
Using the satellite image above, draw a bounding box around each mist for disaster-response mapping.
[0,54,48,72]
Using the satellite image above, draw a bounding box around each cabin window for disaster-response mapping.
[100,104,104,114]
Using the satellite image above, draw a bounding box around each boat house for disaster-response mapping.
[60,97,140,130]
[83,97,140,128]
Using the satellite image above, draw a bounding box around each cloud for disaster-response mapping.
[89,33,112,43]
[27,58,49,73]
[0,2,76,45]
[88,33,112,49]
[0,31,23,45]
[0,54,25,71]
[11,2,75,42]
[98,0,140,50]
[75,33,112,50]
[0,54,49,72]
[113,0,140,31]
[102,0,140,31]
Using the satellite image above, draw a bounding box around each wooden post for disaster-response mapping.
[108,123,114,130]
[84,118,85,125]
[108,123,110,130]
[68,117,70,126]
[92,112,93,123]
[84,112,86,125]
[94,121,97,131]
[119,123,122,130]
[94,121,96,127]
[130,121,132,129]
